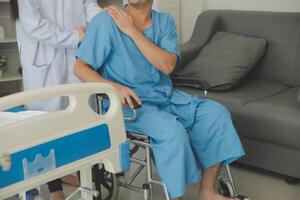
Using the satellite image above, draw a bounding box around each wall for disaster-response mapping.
[99,0,122,7]
[180,0,300,43]
[203,0,300,12]
[180,0,203,43]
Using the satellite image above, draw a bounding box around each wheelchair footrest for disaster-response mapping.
[237,194,250,200]
[143,184,150,200]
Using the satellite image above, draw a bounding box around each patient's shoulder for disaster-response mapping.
[90,11,116,30]
[152,10,176,31]
[153,10,174,23]
[93,11,112,22]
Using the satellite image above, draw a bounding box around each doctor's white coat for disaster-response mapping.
[16,0,101,111]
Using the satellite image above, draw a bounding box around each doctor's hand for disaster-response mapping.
[76,27,85,41]
[105,6,139,37]
[112,82,142,109]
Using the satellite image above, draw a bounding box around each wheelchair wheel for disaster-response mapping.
[217,179,235,198]
[285,176,300,185]
[217,175,250,200]
[93,165,119,200]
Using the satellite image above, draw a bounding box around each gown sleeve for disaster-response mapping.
[75,13,114,70]
[17,0,80,49]
[158,14,181,64]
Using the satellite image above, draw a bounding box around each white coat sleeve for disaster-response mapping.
[17,0,80,49]
[84,0,102,23]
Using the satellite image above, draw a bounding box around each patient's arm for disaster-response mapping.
[74,60,106,83]
[74,59,142,108]
[130,31,177,75]
[106,7,177,75]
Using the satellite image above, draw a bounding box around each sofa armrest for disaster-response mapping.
[173,11,221,74]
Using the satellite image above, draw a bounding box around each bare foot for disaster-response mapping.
[61,174,80,186]
[200,191,240,200]
[50,191,64,200]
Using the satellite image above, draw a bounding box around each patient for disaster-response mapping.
[74,0,245,199]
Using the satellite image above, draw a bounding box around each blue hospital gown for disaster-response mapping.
[76,8,245,198]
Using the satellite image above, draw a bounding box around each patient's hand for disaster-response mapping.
[112,82,142,109]
[105,6,139,37]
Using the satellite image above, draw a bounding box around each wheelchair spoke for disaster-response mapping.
[93,165,119,200]
[103,172,113,182]
[102,181,112,191]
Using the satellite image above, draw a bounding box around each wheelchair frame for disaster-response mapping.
[95,90,250,200]
[120,132,170,200]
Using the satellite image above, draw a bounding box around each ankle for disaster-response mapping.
[200,188,217,197]
[200,184,215,195]
[50,191,65,200]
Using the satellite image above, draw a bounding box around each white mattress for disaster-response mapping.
[0,111,46,128]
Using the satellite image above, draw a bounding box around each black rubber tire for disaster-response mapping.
[218,180,235,198]
[93,165,120,200]
[285,176,300,185]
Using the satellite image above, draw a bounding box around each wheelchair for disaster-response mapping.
[91,90,250,200]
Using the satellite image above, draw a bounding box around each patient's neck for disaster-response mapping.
[125,3,152,31]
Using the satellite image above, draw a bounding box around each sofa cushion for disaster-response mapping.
[298,89,300,102]
[175,32,266,91]
[176,79,287,107]
[239,88,300,151]
[177,84,300,150]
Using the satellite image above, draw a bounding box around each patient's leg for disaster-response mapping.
[182,99,244,200]
[61,174,80,186]
[48,179,64,200]
[199,164,239,200]
[50,191,65,200]
[125,104,199,199]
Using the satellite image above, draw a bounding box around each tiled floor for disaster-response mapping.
[6,164,300,200]
[60,164,300,200]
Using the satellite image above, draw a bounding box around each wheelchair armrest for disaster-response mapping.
[96,94,141,121]
[96,94,141,109]
[128,96,141,110]
[124,97,140,121]
[172,77,210,98]
[172,77,211,90]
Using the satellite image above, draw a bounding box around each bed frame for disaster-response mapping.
[0,83,130,200]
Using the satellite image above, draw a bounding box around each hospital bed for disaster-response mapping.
[0,83,130,200]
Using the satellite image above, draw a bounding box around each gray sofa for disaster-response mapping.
[174,10,300,182]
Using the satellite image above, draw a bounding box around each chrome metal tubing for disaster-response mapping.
[146,146,152,184]
[119,182,144,193]
[203,90,208,98]
[65,187,99,200]
[127,165,145,185]
[131,158,147,166]
[225,165,238,197]
[124,109,138,121]
[129,139,152,148]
